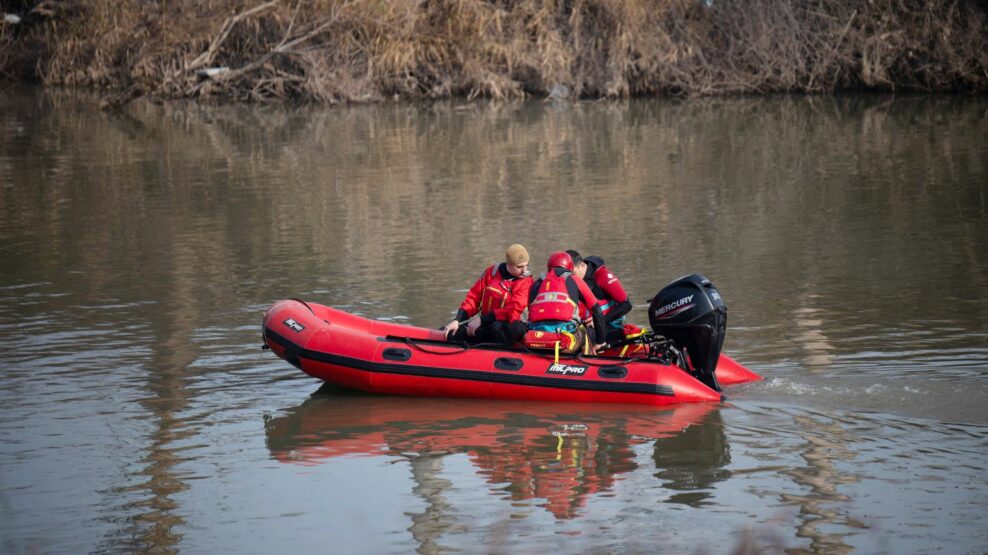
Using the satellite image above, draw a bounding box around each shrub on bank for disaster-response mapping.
[2,0,986,105]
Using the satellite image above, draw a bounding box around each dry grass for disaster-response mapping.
[2,0,987,105]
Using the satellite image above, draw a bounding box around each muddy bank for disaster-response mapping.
[2,0,987,106]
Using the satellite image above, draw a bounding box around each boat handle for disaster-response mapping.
[597,365,628,379]
[494,357,524,371]
[382,347,412,361]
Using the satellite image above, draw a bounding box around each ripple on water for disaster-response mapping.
[725,402,988,554]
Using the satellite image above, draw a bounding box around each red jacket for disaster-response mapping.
[459,264,532,323]
[589,264,628,306]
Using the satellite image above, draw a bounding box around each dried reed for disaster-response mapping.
[2,0,986,106]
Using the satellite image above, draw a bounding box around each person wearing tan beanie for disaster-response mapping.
[443,244,533,344]
[505,244,529,267]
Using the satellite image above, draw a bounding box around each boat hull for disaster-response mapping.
[262,299,761,406]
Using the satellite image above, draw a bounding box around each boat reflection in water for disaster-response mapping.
[653,408,731,507]
[265,385,731,519]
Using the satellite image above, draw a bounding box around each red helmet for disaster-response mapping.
[546,251,574,272]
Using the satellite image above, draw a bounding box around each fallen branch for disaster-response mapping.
[183,1,279,76]
[189,4,356,96]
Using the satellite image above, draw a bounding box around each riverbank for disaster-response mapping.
[2,0,987,106]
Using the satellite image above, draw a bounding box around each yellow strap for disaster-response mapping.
[561,330,577,352]
[621,327,648,356]
[554,340,560,364]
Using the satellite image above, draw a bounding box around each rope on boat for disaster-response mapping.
[287,298,316,315]
[400,337,471,355]
[393,333,681,369]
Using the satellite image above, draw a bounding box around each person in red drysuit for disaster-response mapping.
[443,244,532,345]
[567,250,638,345]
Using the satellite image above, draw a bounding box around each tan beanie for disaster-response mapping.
[505,244,530,265]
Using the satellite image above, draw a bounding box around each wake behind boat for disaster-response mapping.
[262,274,761,406]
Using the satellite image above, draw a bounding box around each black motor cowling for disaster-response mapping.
[648,274,726,392]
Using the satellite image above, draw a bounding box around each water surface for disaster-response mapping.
[1,88,986,554]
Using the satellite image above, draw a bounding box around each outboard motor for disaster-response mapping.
[648,274,726,392]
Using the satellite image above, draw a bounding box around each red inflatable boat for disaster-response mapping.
[262,274,761,406]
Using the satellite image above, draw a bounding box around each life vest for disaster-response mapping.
[522,327,586,354]
[528,271,578,324]
[524,272,589,354]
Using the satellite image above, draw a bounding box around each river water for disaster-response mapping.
[1,87,986,554]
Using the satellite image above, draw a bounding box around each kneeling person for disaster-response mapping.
[567,250,645,355]
[524,251,606,354]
